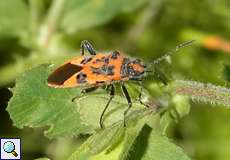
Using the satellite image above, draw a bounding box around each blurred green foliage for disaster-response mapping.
[1,0,230,160]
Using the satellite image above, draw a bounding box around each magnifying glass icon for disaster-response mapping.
[3,141,18,157]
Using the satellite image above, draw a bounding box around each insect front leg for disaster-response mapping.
[72,86,99,102]
[121,83,132,127]
[99,84,115,128]
[81,40,97,56]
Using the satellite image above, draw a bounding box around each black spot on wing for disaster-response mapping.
[105,65,115,75]
[76,72,87,83]
[48,63,83,85]
[91,67,100,74]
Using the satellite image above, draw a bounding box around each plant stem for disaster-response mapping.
[29,0,43,34]
[38,0,66,49]
[126,1,159,41]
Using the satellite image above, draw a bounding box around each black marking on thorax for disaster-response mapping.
[120,58,130,78]
[48,63,83,85]
[76,72,87,83]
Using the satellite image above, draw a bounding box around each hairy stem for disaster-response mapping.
[173,80,230,107]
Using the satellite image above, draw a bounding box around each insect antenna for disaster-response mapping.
[147,40,195,69]
[144,40,195,84]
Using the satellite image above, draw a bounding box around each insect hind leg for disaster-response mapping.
[81,40,97,55]
[121,83,132,127]
[100,84,115,128]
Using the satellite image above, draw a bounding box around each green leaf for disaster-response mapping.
[67,111,150,160]
[0,0,28,38]
[118,115,148,160]
[159,112,173,134]
[7,64,92,138]
[61,0,149,34]
[128,125,191,160]
[68,124,124,160]
[76,93,144,129]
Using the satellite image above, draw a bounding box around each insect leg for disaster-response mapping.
[100,84,115,128]
[72,86,99,102]
[81,86,99,94]
[121,83,132,127]
[81,40,97,56]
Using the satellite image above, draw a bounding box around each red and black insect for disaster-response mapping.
[47,40,194,128]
